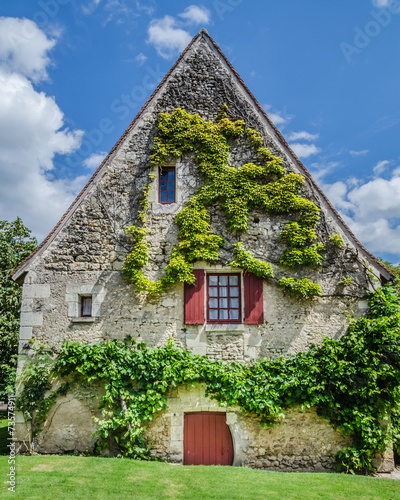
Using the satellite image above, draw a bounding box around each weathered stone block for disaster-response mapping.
[19,327,33,340]
[20,312,43,327]
[22,284,50,299]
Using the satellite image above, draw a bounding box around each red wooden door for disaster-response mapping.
[184,412,233,466]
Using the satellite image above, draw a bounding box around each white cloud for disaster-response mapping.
[286,131,319,142]
[342,216,400,259]
[0,17,56,83]
[82,0,103,15]
[289,143,320,158]
[309,161,338,185]
[268,112,286,126]
[371,0,390,7]
[179,5,211,25]
[0,18,84,242]
[135,2,155,16]
[373,160,390,176]
[147,5,213,59]
[147,15,192,59]
[347,175,400,220]
[83,151,107,170]
[103,0,137,24]
[263,104,293,128]
[349,149,369,156]
[313,164,400,259]
[83,0,148,24]
[135,52,147,65]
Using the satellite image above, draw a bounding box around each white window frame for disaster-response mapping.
[66,285,105,322]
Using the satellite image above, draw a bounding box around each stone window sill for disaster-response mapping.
[70,317,97,323]
[206,324,245,333]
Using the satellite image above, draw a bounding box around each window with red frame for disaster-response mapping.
[184,270,264,326]
[159,167,175,203]
[207,274,241,323]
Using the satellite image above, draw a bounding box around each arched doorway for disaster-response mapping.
[184,412,234,465]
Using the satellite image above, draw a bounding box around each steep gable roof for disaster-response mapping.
[12,29,394,282]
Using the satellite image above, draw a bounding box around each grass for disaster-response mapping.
[0,456,399,500]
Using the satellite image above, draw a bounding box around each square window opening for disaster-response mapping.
[207,273,241,324]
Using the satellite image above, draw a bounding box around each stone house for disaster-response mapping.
[12,30,394,472]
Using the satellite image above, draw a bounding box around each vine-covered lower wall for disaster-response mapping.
[16,285,400,473]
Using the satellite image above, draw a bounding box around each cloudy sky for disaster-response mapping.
[1,0,400,263]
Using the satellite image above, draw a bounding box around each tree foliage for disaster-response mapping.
[379,259,400,295]
[0,218,37,399]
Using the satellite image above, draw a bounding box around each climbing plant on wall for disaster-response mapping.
[123,107,324,298]
[19,285,400,473]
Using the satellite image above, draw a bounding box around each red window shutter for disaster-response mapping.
[244,272,264,324]
[184,269,205,324]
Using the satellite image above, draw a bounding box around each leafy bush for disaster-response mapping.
[278,277,322,298]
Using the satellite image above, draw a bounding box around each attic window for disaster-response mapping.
[159,167,175,204]
[80,295,92,317]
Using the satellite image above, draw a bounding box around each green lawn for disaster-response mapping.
[0,456,399,500]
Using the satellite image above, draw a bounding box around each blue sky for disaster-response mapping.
[1,0,400,263]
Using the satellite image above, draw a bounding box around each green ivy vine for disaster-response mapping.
[21,285,400,473]
[329,233,344,248]
[17,347,69,437]
[123,107,324,298]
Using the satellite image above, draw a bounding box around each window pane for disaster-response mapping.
[160,168,175,204]
[209,276,218,286]
[209,298,218,308]
[229,276,238,286]
[209,309,218,320]
[220,309,228,320]
[229,298,239,308]
[219,275,228,286]
[207,273,241,323]
[219,298,228,308]
[229,309,239,320]
[81,296,92,316]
